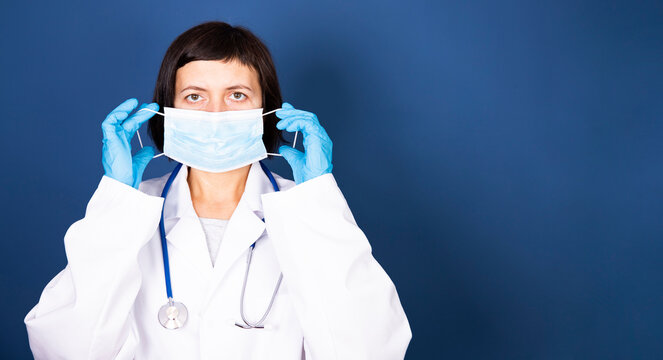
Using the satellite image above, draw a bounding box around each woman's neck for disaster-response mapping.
[187,165,251,220]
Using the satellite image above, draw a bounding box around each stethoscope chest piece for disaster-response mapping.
[158,298,188,330]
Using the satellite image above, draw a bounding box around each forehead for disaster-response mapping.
[175,59,260,89]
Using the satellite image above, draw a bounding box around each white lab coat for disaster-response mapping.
[25,162,411,359]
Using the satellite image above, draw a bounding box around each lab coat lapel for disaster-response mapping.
[201,162,276,308]
[162,165,214,276]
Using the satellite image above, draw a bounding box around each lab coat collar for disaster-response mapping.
[161,161,277,288]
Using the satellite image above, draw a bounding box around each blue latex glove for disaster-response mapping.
[101,98,159,189]
[276,102,333,184]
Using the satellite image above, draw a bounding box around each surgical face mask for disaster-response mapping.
[138,106,294,173]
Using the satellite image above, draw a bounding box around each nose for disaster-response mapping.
[206,98,228,113]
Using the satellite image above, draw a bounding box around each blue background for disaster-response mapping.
[1,0,662,358]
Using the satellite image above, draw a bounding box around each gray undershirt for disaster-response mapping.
[198,217,230,266]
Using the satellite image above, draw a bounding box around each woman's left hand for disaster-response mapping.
[276,102,333,184]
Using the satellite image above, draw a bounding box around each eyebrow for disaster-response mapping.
[179,84,254,93]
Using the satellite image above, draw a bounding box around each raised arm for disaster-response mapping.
[264,103,411,359]
[25,99,164,359]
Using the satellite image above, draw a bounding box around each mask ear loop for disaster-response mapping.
[136,108,167,158]
[262,108,298,156]
[135,107,297,159]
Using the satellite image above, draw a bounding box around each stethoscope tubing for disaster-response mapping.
[159,161,281,329]
[159,162,183,299]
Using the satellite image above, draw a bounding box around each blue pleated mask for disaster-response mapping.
[140,106,284,173]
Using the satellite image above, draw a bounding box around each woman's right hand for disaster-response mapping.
[101,98,159,189]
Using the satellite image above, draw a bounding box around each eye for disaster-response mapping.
[185,94,202,102]
[230,92,247,101]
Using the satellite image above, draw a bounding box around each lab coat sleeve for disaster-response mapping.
[261,173,412,360]
[24,175,164,360]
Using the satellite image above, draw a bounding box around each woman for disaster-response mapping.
[25,21,411,359]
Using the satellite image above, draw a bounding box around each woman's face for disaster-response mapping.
[173,59,262,112]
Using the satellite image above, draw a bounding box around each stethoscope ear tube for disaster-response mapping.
[237,242,284,329]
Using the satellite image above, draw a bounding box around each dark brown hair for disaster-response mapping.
[148,21,284,153]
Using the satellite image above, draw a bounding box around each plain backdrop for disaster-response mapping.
[1,0,662,358]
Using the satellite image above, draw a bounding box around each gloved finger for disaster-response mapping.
[275,108,319,123]
[131,146,155,189]
[279,145,305,174]
[122,103,159,134]
[276,113,321,131]
[279,116,329,140]
[276,111,320,127]
[110,98,139,116]
[276,102,317,118]
[103,98,138,126]
[102,98,138,138]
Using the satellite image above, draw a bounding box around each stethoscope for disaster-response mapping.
[157,161,283,330]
